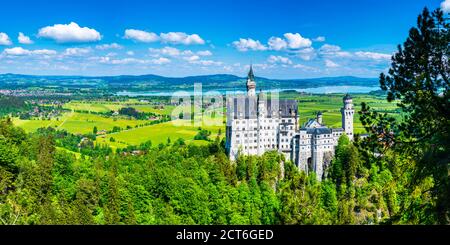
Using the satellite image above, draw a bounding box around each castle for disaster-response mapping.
[225,66,354,180]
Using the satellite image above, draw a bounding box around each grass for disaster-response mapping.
[95,119,224,147]
[13,112,149,134]
[63,101,122,113]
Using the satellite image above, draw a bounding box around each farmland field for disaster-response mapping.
[96,120,223,148]
[13,112,149,134]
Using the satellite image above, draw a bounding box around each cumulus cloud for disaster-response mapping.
[149,46,190,57]
[284,33,312,49]
[98,56,170,65]
[325,59,339,68]
[184,55,200,62]
[191,60,223,66]
[124,29,159,43]
[294,47,316,61]
[151,57,171,64]
[232,38,267,52]
[267,55,292,65]
[126,51,135,56]
[32,49,58,55]
[196,50,212,56]
[268,37,288,51]
[63,47,92,56]
[18,32,33,44]
[2,47,57,56]
[160,32,205,45]
[442,0,450,13]
[319,44,352,58]
[354,51,391,60]
[38,22,101,43]
[0,33,12,45]
[313,36,326,42]
[251,63,275,70]
[96,43,122,50]
[319,44,391,61]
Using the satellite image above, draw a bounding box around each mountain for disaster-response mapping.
[0,73,379,91]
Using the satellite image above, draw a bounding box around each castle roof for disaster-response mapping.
[344,93,352,100]
[228,96,297,119]
[247,65,255,81]
[306,127,332,135]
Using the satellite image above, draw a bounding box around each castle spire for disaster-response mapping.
[248,64,255,81]
[246,65,256,96]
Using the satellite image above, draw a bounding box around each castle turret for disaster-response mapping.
[246,65,256,96]
[341,94,354,140]
[317,111,323,125]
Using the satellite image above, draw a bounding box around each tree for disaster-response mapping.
[359,8,450,224]
[93,126,98,135]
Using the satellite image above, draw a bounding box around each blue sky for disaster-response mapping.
[0,0,446,78]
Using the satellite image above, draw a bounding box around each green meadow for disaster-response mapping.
[95,120,223,149]
[13,112,149,134]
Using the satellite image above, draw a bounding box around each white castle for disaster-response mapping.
[225,66,354,180]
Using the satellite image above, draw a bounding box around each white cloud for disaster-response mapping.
[284,33,312,49]
[32,49,58,55]
[293,64,319,72]
[252,63,275,70]
[149,46,179,56]
[2,47,57,56]
[96,43,122,50]
[354,51,392,60]
[0,33,12,45]
[191,60,223,66]
[232,38,268,51]
[319,44,352,58]
[151,57,171,64]
[126,51,134,56]
[313,36,326,42]
[295,47,316,61]
[38,22,101,43]
[63,47,92,56]
[325,59,339,68]
[124,29,159,43]
[442,0,450,13]
[184,55,200,62]
[18,32,33,44]
[160,32,205,45]
[98,56,170,65]
[105,58,142,65]
[149,46,196,57]
[196,50,212,56]
[268,37,288,51]
[267,55,292,65]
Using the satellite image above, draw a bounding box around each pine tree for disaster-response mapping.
[359,8,450,223]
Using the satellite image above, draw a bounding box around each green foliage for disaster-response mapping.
[194,129,211,141]
[359,8,449,224]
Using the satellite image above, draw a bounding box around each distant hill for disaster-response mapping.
[0,73,379,91]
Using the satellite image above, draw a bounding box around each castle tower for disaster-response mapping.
[341,94,354,140]
[246,65,256,96]
[257,90,266,117]
[317,111,323,125]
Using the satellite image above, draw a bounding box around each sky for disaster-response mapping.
[0,0,447,79]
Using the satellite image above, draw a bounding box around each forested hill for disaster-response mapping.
[0,73,378,91]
